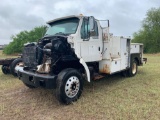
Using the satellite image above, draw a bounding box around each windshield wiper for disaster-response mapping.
[55,32,68,36]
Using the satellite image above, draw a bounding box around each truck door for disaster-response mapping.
[79,17,102,62]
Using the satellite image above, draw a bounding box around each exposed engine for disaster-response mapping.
[22,35,77,74]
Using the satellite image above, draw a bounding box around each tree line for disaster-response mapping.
[3,26,47,54]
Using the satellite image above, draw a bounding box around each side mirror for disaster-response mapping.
[89,16,95,32]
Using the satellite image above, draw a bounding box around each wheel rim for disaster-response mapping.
[132,62,137,74]
[65,76,80,98]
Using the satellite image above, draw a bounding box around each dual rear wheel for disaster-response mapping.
[128,59,138,77]
[1,65,10,74]
[1,58,23,76]
[122,59,138,77]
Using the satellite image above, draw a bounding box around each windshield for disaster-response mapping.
[45,17,79,36]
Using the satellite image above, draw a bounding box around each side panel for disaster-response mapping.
[99,59,111,74]
[99,36,131,74]
[80,42,89,59]
[120,38,130,69]
[131,44,140,53]
[110,60,121,73]
[131,43,144,65]
[131,43,143,54]
[111,37,121,57]
[80,41,102,62]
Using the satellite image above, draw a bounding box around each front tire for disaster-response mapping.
[56,68,83,104]
[128,59,138,77]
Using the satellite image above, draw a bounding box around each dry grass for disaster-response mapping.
[0,50,160,120]
[0,50,18,59]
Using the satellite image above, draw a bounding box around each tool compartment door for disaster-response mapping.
[120,38,130,70]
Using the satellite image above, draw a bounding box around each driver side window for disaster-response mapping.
[81,18,99,40]
[81,18,89,39]
[81,18,90,39]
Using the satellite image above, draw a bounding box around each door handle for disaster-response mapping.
[98,47,100,51]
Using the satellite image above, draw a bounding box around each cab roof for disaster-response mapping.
[47,15,83,24]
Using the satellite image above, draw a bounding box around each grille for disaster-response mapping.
[22,46,38,67]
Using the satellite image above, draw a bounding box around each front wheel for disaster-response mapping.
[56,68,83,105]
[128,59,138,77]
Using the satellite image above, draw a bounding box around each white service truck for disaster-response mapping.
[17,15,147,104]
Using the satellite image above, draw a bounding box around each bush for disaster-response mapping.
[3,26,47,54]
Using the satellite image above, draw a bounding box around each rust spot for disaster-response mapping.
[99,64,110,74]
[93,75,104,80]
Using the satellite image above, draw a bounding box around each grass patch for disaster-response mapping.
[0,51,160,120]
[0,50,18,59]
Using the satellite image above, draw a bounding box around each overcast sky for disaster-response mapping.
[0,0,160,44]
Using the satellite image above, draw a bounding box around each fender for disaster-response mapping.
[74,50,90,82]
[79,58,90,82]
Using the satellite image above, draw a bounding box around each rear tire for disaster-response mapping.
[1,65,10,74]
[128,59,138,77]
[56,68,83,105]
[10,58,23,76]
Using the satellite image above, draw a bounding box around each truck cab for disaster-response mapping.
[46,15,103,62]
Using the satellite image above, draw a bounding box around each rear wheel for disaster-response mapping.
[1,65,10,74]
[56,68,83,104]
[128,59,138,77]
[10,58,23,76]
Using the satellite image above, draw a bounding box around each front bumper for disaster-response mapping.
[17,67,57,89]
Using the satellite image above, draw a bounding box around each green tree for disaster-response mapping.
[132,7,160,53]
[3,26,47,54]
